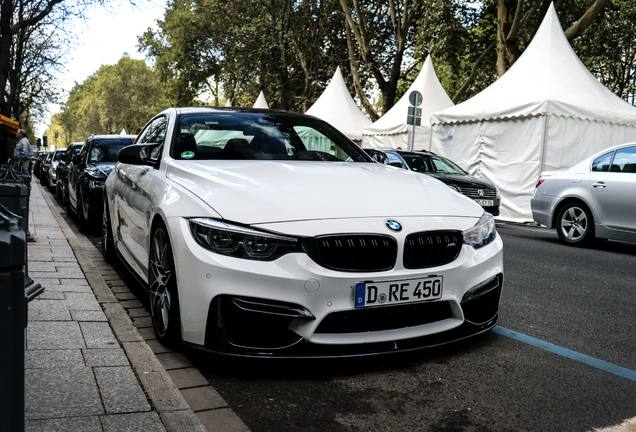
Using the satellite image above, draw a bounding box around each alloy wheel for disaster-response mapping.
[149,228,172,337]
[560,206,588,241]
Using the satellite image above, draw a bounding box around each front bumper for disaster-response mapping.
[168,216,504,357]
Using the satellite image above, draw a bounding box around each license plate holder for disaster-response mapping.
[354,276,443,309]
[475,199,494,207]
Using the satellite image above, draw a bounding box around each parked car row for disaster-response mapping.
[33,135,136,233]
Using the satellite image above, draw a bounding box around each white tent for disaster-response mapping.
[253,91,269,109]
[305,67,371,140]
[363,55,454,150]
[119,128,127,135]
[430,3,636,221]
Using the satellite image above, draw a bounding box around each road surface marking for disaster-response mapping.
[494,326,636,382]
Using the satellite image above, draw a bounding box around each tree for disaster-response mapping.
[140,0,350,112]
[339,0,425,117]
[53,56,170,141]
[0,0,96,117]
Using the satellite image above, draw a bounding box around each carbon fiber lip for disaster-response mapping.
[183,317,498,359]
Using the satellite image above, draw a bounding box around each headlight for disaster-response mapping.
[189,218,301,261]
[463,213,496,249]
[89,179,104,190]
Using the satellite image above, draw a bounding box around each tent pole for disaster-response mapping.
[539,114,549,175]
[408,125,416,151]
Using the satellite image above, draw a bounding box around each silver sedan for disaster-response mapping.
[531,143,636,245]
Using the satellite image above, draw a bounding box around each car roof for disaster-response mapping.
[363,148,437,156]
[88,134,136,140]
[598,141,636,154]
[173,106,316,121]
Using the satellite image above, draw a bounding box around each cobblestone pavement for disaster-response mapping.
[25,180,248,431]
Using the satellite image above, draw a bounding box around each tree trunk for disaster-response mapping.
[0,0,14,115]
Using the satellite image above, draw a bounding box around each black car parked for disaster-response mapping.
[38,151,54,186]
[32,152,47,179]
[56,142,84,204]
[67,135,135,231]
[365,149,501,216]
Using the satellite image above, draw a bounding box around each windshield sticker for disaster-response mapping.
[181,151,195,159]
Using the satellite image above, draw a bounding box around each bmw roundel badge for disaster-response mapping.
[385,219,402,232]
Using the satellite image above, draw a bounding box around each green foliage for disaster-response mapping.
[139,0,351,111]
[138,0,635,115]
[56,56,170,140]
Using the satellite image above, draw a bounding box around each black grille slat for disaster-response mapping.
[304,235,397,272]
[403,230,462,269]
[316,301,454,334]
[457,187,497,199]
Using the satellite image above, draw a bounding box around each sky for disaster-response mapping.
[35,0,167,136]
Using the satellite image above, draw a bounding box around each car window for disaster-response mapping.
[173,112,370,162]
[609,146,636,173]
[88,139,135,164]
[293,126,351,161]
[77,145,88,164]
[399,153,432,173]
[430,155,466,175]
[139,117,168,145]
[386,152,406,168]
[591,151,614,172]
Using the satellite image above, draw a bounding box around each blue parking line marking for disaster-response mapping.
[494,326,636,382]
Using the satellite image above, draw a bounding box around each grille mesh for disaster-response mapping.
[457,186,497,199]
[403,230,463,269]
[304,235,397,272]
[316,301,454,333]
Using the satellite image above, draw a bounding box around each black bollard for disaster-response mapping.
[0,203,26,432]
[0,165,43,308]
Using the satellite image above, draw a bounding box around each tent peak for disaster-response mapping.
[305,66,371,139]
[253,90,269,109]
[431,1,636,126]
[364,55,453,133]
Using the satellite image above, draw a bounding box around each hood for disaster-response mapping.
[429,173,496,190]
[86,163,115,178]
[167,160,483,224]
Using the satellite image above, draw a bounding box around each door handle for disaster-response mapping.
[592,181,606,188]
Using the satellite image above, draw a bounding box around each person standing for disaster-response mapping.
[13,129,33,171]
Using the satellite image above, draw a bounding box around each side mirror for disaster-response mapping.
[118,143,161,167]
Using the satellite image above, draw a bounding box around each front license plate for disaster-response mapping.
[354,276,443,309]
[475,199,494,207]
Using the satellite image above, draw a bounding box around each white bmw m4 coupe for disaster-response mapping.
[103,107,503,357]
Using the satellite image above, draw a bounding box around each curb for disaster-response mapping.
[40,187,248,432]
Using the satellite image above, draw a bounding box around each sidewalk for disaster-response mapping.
[24,180,232,431]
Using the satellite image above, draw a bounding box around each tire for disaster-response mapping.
[148,223,181,346]
[66,188,75,216]
[101,195,117,263]
[55,180,62,202]
[555,202,594,246]
[76,188,90,232]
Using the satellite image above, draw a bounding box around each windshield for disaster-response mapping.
[89,139,134,164]
[173,112,371,162]
[400,153,466,175]
[69,144,83,157]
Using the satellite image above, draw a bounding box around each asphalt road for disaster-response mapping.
[190,224,636,432]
